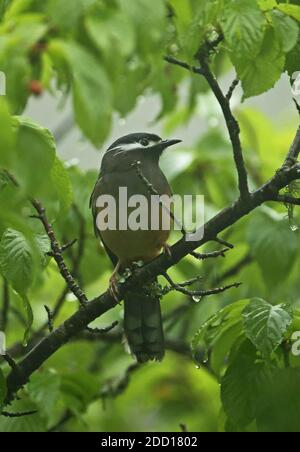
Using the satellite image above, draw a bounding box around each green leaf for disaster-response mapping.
[0,98,16,167]
[0,228,38,342]
[4,0,34,19]
[0,228,35,294]
[219,0,266,58]
[119,0,166,54]
[192,300,249,365]
[0,399,46,432]
[20,293,33,345]
[13,117,56,197]
[247,210,299,286]
[269,10,299,52]
[256,368,300,432]
[27,370,61,425]
[0,53,31,114]
[221,340,263,428]
[286,36,300,75]
[232,27,285,98]
[277,4,300,21]
[243,298,293,357]
[0,368,7,411]
[50,157,73,214]
[34,234,51,267]
[49,41,112,147]
[85,7,135,58]
[258,0,277,10]
[45,0,94,31]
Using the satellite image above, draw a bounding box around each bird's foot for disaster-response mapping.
[109,273,120,302]
[163,243,172,258]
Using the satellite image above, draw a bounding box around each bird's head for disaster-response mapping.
[101,132,181,172]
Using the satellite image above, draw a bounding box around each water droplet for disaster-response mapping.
[192,295,202,303]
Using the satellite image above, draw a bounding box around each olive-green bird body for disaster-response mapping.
[90,133,181,362]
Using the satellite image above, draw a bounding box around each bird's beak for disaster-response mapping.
[162,139,182,148]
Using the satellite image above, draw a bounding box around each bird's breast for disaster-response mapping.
[94,166,172,265]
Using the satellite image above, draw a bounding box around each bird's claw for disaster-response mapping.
[163,243,172,258]
[109,274,120,302]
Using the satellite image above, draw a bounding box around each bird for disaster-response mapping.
[90,132,181,363]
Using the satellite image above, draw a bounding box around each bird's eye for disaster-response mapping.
[140,138,149,147]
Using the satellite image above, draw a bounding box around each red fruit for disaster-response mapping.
[29,80,43,96]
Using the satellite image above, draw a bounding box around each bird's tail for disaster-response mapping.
[124,286,164,363]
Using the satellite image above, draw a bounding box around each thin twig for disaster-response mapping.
[190,248,230,260]
[226,78,239,101]
[44,305,54,333]
[164,56,204,75]
[215,237,234,249]
[163,273,241,299]
[47,238,77,257]
[31,200,88,307]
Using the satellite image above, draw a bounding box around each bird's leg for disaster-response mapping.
[163,243,172,258]
[109,261,121,301]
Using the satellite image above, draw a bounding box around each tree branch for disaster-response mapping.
[164,56,204,75]
[284,126,300,167]
[197,54,249,200]
[163,272,241,299]
[31,200,88,307]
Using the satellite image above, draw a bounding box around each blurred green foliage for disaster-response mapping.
[0,0,300,432]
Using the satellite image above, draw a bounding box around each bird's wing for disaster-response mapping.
[90,176,118,267]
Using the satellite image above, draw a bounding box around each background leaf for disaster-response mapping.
[243,298,292,357]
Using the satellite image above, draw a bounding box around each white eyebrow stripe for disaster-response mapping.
[109,140,161,156]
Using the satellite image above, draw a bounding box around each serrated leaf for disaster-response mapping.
[243,298,292,357]
[220,0,266,58]
[0,228,35,294]
[232,27,285,98]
